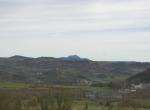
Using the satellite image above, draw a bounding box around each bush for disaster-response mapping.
[0,92,22,110]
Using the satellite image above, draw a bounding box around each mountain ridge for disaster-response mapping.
[0,55,150,85]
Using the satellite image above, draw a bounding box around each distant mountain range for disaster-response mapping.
[0,55,150,85]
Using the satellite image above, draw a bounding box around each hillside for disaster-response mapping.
[0,55,150,84]
[128,69,150,84]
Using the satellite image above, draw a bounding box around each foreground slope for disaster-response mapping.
[128,69,150,84]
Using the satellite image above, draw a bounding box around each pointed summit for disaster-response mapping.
[60,55,90,61]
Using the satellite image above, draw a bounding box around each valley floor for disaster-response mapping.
[0,82,149,110]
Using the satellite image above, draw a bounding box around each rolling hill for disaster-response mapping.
[0,55,150,85]
[128,69,150,84]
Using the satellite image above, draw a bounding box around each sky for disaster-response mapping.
[0,0,150,61]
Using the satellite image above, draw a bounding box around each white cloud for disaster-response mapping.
[87,0,150,13]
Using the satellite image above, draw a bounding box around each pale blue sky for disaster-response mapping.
[0,0,150,61]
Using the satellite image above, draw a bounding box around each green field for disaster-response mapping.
[0,81,113,92]
[0,82,30,89]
